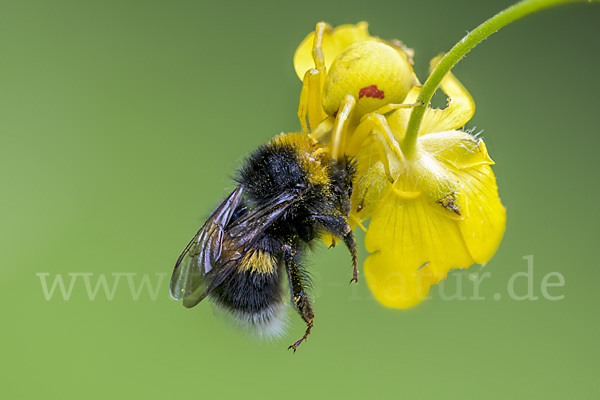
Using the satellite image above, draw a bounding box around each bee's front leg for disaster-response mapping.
[314,215,359,284]
[282,244,314,352]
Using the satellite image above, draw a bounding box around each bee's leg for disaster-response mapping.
[282,244,314,352]
[313,215,358,284]
[343,230,359,284]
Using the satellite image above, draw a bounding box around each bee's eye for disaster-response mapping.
[348,186,353,197]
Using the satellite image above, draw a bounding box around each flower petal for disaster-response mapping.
[419,56,475,134]
[453,164,506,264]
[386,59,474,139]
[294,22,372,80]
[419,130,494,169]
[424,133,506,263]
[364,173,476,308]
[350,150,391,223]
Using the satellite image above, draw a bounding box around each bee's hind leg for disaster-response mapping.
[343,230,359,284]
[282,244,314,352]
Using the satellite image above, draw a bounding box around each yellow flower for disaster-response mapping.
[354,61,505,308]
[294,24,506,309]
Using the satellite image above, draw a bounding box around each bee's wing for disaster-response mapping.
[170,185,245,306]
[171,186,301,308]
[226,190,300,243]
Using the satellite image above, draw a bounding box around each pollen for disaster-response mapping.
[239,249,277,274]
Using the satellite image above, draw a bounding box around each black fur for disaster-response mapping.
[205,135,357,346]
[237,141,309,205]
[211,267,283,315]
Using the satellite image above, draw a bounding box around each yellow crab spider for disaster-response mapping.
[297,22,329,135]
[296,23,483,222]
[295,22,420,167]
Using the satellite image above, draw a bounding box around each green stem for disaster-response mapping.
[401,0,594,159]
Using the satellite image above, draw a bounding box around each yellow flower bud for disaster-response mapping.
[323,41,416,119]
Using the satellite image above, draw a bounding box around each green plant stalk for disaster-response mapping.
[401,0,596,158]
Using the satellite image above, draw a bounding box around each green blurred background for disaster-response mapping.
[2,0,599,398]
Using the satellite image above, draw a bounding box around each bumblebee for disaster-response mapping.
[170,132,357,351]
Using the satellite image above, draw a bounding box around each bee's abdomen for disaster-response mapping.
[209,249,287,338]
[213,268,281,313]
